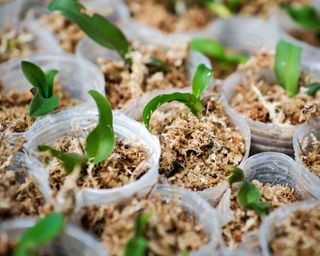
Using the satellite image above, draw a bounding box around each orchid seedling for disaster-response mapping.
[281,4,320,36]
[21,60,59,117]
[191,38,248,66]
[142,64,212,129]
[124,211,153,256]
[14,213,64,256]
[227,166,270,215]
[38,90,115,174]
[48,0,167,70]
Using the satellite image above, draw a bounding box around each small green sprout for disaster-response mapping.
[191,38,248,65]
[306,82,320,96]
[281,4,320,35]
[204,0,232,18]
[14,213,64,256]
[124,211,153,256]
[38,90,115,174]
[227,166,270,215]
[275,40,302,97]
[21,61,59,117]
[142,64,212,129]
[49,0,167,71]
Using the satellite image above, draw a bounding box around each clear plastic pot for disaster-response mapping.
[0,218,107,256]
[217,152,320,252]
[75,184,224,256]
[259,200,320,256]
[222,62,320,155]
[293,118,320,196]
[23,107,161,208]
[0,53,105,102]
[0,0,24,28]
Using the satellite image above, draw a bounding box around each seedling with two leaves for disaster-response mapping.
[21,61,59,117]
[38,90,115,174]
[142,64,212,129]
[274,40,320,97]
[227,166,270,215]
[13,213,64,256]
[48,0,167,71]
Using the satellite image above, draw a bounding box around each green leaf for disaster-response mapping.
[227,166,245,185]
[282,4,320,32]
[14,213,64,256]
[275,40,302,97]
[223,52,249,64]
[142,92,203,129]
[45,70,58,98]
[21,61,48,97]
[191,38,225,59]
[306,82,320,97]
[124,212,152,256]
[38,145,88,174]
[49,0,131,61]
[237,181,270,215]
[85,90,115,164]
[29,91,59,117]
[206,1,232,18]
[192,64,212,99]
[146,57,170,73]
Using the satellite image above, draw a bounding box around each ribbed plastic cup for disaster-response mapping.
[259,200,320,256]
[222,62,320,155]
[23,107,160,208]
[0,53,105,102]
[0,218,108,256]
[293,118,320,196]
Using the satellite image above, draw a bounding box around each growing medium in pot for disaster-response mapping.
[0,135,45,220]
[143,65,246,192]
[229,41,320,126]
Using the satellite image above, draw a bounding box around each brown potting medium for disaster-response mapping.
[39,125,149,192]
[0,135,45,220]
[0,83,79,133]
[230,52,320,126]
[149,92,245,191]
[289,29,320,48]
[98,40,189,109]
[223,180,301,247]
[79,194,209,256]
[300,134,320,177]
[269,204,320,255]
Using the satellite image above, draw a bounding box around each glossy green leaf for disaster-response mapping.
[275,40,302,97]
[306,82,320,97]
[191,38,225,59]
[282,4,320,32]
[29,91,59,117]
[38,145,88,174]
[206,1,232,18]
[49,0,131,61]
[146,56,170,73]
[85,90,115,164]
[14,213,64,256]
[45,69,58,98]
[21,61,48,97]
[142,92,203,129]
[227,166,245,185]
[192,64,212,99]
[124,212,152,256]
[237,181,270,215]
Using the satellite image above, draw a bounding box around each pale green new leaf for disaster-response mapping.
[192,63,212,99]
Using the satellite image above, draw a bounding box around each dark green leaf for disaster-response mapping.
[146,57,170,73]
[29,91,59,117]
[38,145,88,174]
[226,0,243,12]
[142,92,203,129]
[85,90,115,164]
[21,61,48,97]
[49,0,131,61]
[282,4,320,32]
[45,70,58,98]
[14,213,64,256]
[227,166,245,185]
[306,82,320,96]
[237,181,270,215]
[192,64,212,99]
[191,38,225,59]
[275,40,302,97]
